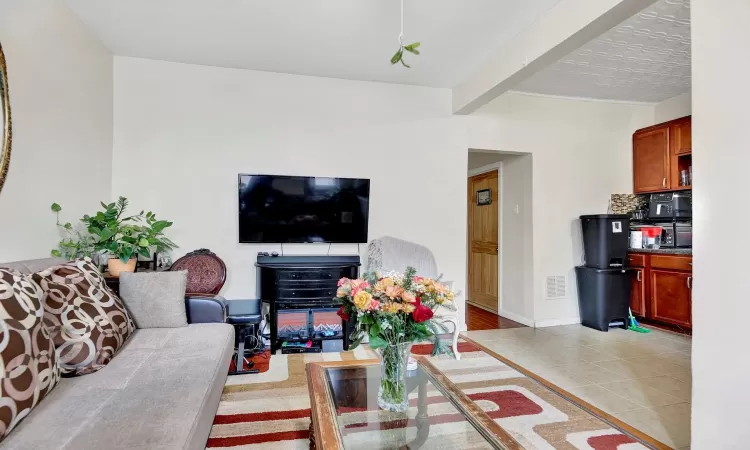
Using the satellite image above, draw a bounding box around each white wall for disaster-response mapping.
[497,153,534,323]
[112,57,468,324]
[691,1,750,447]
[0,0,113,261]
[655,92,691,123]
[466,93,654,325]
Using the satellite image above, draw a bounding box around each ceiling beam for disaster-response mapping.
[452,0,659,115]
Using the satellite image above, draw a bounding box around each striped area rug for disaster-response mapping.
[207,341,648,449]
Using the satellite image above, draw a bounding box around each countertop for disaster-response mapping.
[629,248,692,256]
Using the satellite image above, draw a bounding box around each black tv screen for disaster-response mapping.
[238,174,370,243]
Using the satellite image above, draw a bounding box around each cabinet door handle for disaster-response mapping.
[662,177,667,188]
[687,276,692,289]
[636,271,641,282]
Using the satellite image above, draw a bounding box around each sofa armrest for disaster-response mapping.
[185,295,227,324]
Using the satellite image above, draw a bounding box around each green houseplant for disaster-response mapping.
[52,197,176,276]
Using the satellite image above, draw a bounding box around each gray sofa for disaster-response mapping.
[0,258,235,450]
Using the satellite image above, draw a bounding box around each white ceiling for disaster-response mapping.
[64,0,562,88]
[514,0,691,103]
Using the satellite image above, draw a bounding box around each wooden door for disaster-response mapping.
[672,118,692,155]
[650,269,692,328]
[633,126,670,193]
[467,171,499,313]
[630,268,646,317]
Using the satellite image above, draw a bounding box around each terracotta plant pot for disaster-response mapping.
[107,258,137,277]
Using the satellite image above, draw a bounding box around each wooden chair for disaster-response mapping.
[169,248,227,295]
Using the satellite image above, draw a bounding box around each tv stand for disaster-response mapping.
[256,255,360,354]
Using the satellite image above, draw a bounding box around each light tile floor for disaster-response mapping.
[463,324,691,449]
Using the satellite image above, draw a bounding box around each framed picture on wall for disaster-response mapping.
[476,188,492,206]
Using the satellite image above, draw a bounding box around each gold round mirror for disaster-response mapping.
[0,42,11,195]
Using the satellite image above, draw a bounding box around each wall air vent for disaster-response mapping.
[545,276,567,299]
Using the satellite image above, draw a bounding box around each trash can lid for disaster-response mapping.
[579,214,630,220]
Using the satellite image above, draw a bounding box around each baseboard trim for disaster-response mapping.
[534,317,581,328]
[497,310,535,327]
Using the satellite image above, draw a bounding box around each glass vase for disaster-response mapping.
[376,342,413,412]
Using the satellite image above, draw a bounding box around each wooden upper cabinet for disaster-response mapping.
[650,269,692,328]
[672,118,692,155]
[633,126,670,193]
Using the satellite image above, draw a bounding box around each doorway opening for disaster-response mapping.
[466,150,532,331]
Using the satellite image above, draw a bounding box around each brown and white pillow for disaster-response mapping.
[32,258,135,376]
[0,269,60,441]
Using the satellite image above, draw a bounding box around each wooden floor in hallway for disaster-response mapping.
[465,304,527,331]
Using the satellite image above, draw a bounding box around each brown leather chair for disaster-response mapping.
[169,249,228,323]
[170,248,227,295]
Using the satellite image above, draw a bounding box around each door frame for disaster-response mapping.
[467,161,503,313]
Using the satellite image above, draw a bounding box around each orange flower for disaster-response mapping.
[401,291,416,303]
[381,302,403,314]
[384,285,403,300]
[402,303,416,314]
[374,277,395,292]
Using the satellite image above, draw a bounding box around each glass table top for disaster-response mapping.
[324,364,504,450]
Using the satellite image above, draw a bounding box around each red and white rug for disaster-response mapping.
[208,341,651,449]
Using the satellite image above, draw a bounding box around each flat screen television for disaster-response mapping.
[238,174,370,243]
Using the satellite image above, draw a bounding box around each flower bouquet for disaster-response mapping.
[336,267,457,412]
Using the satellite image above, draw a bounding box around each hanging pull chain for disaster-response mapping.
[399,0,404,46]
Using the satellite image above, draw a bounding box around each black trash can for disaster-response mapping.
[580,214,630,269]
[575,266,632,332]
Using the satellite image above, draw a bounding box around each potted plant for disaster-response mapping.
[336,267,457,412]
[52,197,176,276]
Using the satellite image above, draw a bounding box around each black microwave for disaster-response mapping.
[648,192,692,220]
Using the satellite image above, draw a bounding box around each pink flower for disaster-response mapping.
[368,300,380,311]
[337,277,350,287]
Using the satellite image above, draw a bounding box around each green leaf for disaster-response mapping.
[150,220,172,234]
[401,59,411,69]
[404,47,420,55]
[390,48,403,65]
[359,314,374,325]
[369,321,382,338]
[51,249,62,257]
[51,203,62,212]
[404,42,420,50]
[138,247,151,259]
[368,335,387,349]
[63,222,72,230]
[99,228,115,241]
[138,238,150,248]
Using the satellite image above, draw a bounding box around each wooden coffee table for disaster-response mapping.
[306,357,521,450]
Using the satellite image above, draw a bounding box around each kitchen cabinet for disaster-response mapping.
[672,118,691,155]
[633,126,671,193]
[633,116,692,194]
[650,269,692,328]
[630,267,647,317]
[628,252,692,329]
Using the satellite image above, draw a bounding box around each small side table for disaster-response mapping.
[227,299,263,375]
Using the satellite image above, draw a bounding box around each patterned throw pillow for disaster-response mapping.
[0,269,60,441]
[32,258,135,376]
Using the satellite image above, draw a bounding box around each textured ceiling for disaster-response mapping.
[64,0,561,88]
[514,0,691,103]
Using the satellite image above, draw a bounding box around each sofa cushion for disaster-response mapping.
[1,323,234,450]
[119,271,189,328]
[32,258,135,376]
[0,269,60,442]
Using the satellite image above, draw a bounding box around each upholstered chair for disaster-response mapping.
[366,236,461,359]
[169,249,228,322]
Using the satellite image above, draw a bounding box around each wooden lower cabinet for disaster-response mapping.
[650,269,692,328]
[630,268,647,317]
[628,253,692,329]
